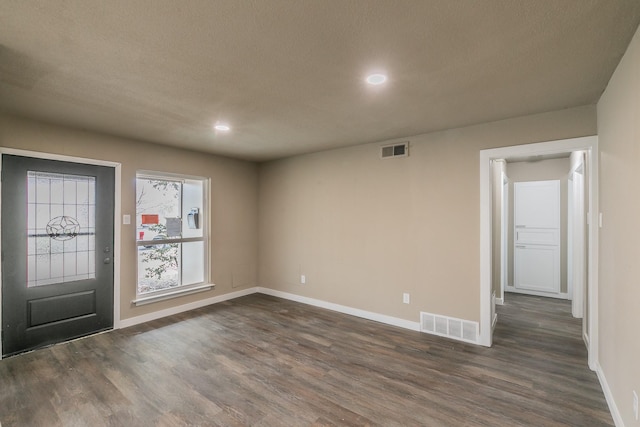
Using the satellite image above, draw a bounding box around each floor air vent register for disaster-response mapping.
[420,311,479,344]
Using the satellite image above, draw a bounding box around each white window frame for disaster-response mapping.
[133,171,211,305]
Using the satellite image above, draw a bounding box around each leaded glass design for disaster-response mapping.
[27,171,96,287]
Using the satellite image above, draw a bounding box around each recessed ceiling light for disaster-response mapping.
[214,123,231,131]
[366,73,387,85]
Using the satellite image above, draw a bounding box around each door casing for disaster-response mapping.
[0,148,121,359]
[569,160,586,320]
[479,135,599,371]
[499,172,509,305]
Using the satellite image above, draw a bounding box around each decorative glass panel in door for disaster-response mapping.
[27,171,96,287]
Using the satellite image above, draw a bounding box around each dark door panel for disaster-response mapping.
[2,155,114,356]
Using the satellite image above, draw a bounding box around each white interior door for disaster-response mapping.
[514,180,561,295]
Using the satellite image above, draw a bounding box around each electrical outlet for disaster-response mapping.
[633,390,638,421]
[403,293,410,304]
[300,275,306,284]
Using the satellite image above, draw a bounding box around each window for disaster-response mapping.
[136,172,208,299]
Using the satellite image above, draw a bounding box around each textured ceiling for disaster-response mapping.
[1,1,639,162]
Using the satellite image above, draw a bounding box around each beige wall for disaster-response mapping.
[597,23,640,426]
[505,157,570,293]
[0,114,259,321]
[258,105,596,324]
[0,106,597,340]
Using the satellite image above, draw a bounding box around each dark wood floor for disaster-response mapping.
[0,293,613,426]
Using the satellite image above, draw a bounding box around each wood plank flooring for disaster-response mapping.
[0,293,613,426]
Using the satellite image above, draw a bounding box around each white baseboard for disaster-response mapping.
[505,286,569,300]
[496,297,504,305]
[119,286,421,334]
[595,362,624,426]
[118,287,259,329]
[256,287,421,332]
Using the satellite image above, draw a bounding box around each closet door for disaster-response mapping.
[514,180,560,295]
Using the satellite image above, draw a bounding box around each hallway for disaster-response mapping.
[494,293,612,425]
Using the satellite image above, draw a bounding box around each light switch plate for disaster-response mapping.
[123,214,131,225]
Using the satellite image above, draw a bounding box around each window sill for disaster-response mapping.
[132,283,213,306]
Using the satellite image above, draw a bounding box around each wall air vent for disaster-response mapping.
[381,142,409,159]
[420,311,479,344]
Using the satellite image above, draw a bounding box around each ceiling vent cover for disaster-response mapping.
[381,142,409,159]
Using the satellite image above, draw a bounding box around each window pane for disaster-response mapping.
[182,241,204,286]
[137,242,181,294]
[136,178,181,242]
[182,179,203,239]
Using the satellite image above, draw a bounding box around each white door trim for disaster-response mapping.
[568,174,574,301]
[569,158,586,319]
[499,170,508,305]
[479,136,599,371]
[0,147,122,359]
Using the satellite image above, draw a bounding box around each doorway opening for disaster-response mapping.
[479,136,599,370]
